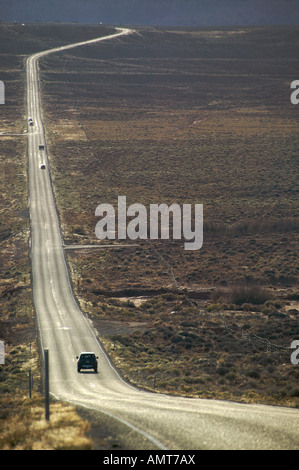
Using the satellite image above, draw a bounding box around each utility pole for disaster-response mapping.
[44,349,50,421]
[29,369,32,398]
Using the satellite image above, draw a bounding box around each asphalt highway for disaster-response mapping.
[27,28,299,450]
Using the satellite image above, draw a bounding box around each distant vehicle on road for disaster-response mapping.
[39,144,45,150]
[29,120,34,126]
[40,164,46,170]
[76,352,98,373]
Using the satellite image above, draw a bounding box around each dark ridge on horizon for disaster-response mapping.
[1,0,299,26]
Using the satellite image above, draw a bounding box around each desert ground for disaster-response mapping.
[0,23,298,449]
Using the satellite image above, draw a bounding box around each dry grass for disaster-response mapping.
[0,397,92,450]
[97,291,299,407]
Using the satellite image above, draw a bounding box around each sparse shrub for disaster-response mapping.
[289,387,299,398]
[241,303,255,311]
[228,285,272,306]
[245,368,260,379]
[226,371,237,381]
[216,366,229,376]
[287,291,299,300]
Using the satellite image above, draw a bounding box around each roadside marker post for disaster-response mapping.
[29,369,32,398]
[44,349,50,421]
[0,341,4,364]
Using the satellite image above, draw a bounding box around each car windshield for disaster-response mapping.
[81,354,94,360]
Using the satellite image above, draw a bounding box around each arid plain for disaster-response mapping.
[0,23,299,448]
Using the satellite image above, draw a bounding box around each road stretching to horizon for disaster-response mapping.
[27,27,299,450]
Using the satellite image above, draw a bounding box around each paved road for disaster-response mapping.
[27,28,299,450]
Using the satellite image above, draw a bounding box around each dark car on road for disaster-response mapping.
[76,352,98,373]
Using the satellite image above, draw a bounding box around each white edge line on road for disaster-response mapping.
[50,391,169,450]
